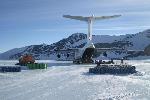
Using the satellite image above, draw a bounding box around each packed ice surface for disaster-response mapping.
[0,60,150,100]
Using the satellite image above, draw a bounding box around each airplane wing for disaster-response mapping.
[127,50,144,52]
[94,15,121,20]
[54,47,144,52]
[95,48,124,52]
[54,48,125,54]
[63,15,88,21]
[53,48,79,52]
[95,48,144,52]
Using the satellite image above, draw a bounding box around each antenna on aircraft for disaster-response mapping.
[63,14,121,44]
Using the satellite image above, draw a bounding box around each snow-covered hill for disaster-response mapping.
[0,29,150,60]
[0,47,28,60]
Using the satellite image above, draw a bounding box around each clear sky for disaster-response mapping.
[0,0,150,53]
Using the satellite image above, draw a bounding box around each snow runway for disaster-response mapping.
[0,60,150,100]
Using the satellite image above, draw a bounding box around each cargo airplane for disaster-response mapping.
[56,14,124,64]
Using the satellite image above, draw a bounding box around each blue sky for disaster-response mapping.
[0,0,150,53]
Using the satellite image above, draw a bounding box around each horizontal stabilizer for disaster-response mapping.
[63,15,87,21]
[94,15,121,20]
[63,15,121,22]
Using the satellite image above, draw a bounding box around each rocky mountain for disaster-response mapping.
[0,29,150,60]
[0,33,87,60]
[96,29,150,59]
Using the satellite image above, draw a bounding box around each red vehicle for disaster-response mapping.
[19,54,35,65]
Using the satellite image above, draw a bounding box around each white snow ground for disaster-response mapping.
[0,60,150,100]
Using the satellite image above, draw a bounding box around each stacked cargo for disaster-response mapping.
[89,64,137,74]
[27,63,48,69]
[0,66,21,72]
